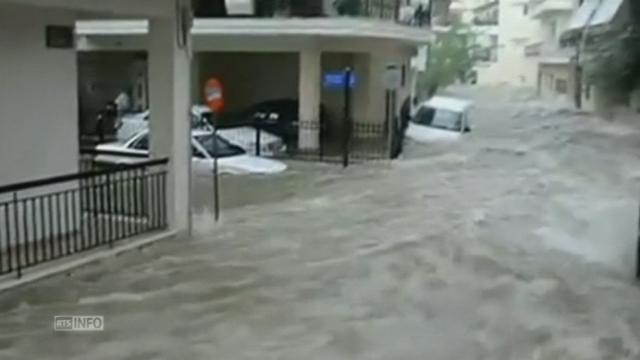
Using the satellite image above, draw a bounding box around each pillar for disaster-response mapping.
[148,16,192,235]
[298,49,321,150]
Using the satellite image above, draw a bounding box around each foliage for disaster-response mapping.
[418,23,479,97]
[334,0,361,16]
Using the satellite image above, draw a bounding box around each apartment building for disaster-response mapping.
[524,0,577,104]
[456,0,538,86]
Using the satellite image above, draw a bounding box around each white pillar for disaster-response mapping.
[298,49,321,150]
[148,16,192,235]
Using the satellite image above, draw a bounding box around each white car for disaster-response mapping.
[116,105,285,156]
[406,96,473,142]
[96,129,288,175]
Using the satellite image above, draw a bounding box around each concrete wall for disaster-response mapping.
[0,4,78,186]
[196,52,299,113]
[539,63,572,103]
[367,47,414,124]
[0,4,80,247]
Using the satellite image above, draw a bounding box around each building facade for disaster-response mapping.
[75,0,441,150]
[456,0,539,86]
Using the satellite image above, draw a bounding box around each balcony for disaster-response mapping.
[524,41,573,64]
[193,0,439,28]
[529,0,574,19]
[471,0,498,26]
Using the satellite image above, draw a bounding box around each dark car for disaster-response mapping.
[219,99,328,148]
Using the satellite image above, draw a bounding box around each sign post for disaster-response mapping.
[203,78,223,222]
[323,69,357,167]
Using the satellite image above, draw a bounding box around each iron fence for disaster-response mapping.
[256,120,394,165]
[0,156,168,278]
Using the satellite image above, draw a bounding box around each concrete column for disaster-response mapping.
[298,49,321,150]
[148,16,192,235]
[190,52,201,104]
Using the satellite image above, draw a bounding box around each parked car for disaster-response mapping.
[96,129,288,175]
[115,105,285,156]
[406,96,473,142]
[219,99,328,147]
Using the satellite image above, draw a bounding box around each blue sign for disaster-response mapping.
[323,71,357,89]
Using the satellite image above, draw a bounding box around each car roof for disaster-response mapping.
[421,96,472,113]
[132,128,212,139]
[192,105,213,116]
[191,129,213,137]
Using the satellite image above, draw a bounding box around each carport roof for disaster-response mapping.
[76,18,431,45]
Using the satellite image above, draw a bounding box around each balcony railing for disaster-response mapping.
[194,0,434,27]
[529,0,574,18]
[524,40,573,62]
[525,42,542,57]
[0,153,168,279]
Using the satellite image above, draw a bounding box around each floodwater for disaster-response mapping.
[2,86,640,359]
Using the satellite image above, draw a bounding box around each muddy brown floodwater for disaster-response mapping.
[2,86,640,360]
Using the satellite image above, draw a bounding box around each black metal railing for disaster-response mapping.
[252,119,395,165]
[194,0,432,27]
[0,156,168,278]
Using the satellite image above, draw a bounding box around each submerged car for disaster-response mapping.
[115,105,285,156]
[96,129,288,175]
[219,99,328,147]
[406,96,473,142]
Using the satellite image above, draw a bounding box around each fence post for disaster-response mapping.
[12,193,21,279]
[106,172,115,248]
[213,127,220,222]
[342,68,353,168]
[319,118,325,160]
[255,123,262,157]
[637,201,640,280]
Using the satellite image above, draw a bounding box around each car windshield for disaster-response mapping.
[195,134,245,158]
[413,106,462,132]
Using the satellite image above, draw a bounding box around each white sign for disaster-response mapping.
[383,64,403,90]
[54,316,104,332]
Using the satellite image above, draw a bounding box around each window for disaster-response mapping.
[550,20,558,40]
[131,134,149,150]
[413,107,435,126]
[522,5,528,15]
[195,134,245,158]
[412,107,463,132]
[431,109,463,131]
[585,83,591,100]
[555,79,568,94]
[192,145,206,159]
[490,35,499,62]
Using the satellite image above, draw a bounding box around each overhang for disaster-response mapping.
[560,0,625,42]
[76,18,432,46]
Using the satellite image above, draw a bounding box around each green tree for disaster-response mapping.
[334,0,361,16]
[582,3,640,98]
[418,23,478,98]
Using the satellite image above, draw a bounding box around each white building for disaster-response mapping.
[458,0,539,86]
[75,1,439,150]
[524,0,578,104]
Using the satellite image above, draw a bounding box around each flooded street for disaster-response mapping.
[3,86,640,359]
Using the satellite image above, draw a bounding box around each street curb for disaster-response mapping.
[0,230,177,294]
